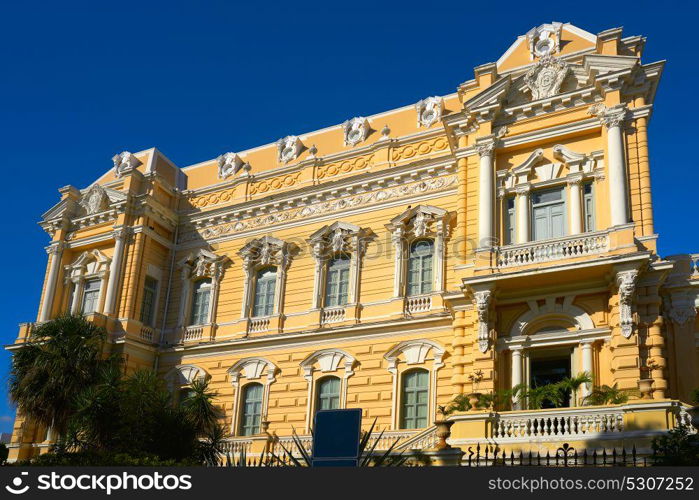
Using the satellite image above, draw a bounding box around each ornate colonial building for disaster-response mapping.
[8,22,699,461]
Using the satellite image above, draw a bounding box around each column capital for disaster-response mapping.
[45,242,64,256]
[589,103,628,129]
[566,173,585,186]
[515,183,531,195]
[112,226,131,242]
[475,135,497,157]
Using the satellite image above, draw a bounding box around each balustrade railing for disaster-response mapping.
[492,408,624,440]
[140,326,155,343]
[248,317,270,333]
[497,231,609,268]
[183,326,203,341]
[321,307,345,325]
[405,295,431,315]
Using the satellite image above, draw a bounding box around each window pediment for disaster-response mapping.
[238,235,296,271]
[308,221,373,258]
[228,358,279,386]
[65,249,111,281]
[165,364,208,389]
[300,349,356,381]
[386,205,450,241]
[384,339,445,372]
[179,248,228,281]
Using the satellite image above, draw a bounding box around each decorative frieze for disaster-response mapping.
[391,137,449,162]
[249,171,302,196]
[316,154,373,179]
[179,174,457,243]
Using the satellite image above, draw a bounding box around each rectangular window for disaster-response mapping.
[583,182,595,232]
[253,268,277,318]
[531,187,565,241]
[325,256,350,307]
[81,279,101,315]
[407,240,434,296]
[140,276,158,326]
[190,279,212,326]
[504,197,515,245]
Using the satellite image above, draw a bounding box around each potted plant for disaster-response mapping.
[467,370,484,410]
[433,405,455,450]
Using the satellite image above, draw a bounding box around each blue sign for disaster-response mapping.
[311,408,362,467]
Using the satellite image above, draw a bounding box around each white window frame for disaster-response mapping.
[386,205,450,299]
[308,222,372,314]
[238,236,295,320]
[300,349,356,432]
[176,249,227,329]
[64,249,112,316]
[399,368,431,429]
[228,358,278,436]
[384,340,444,430]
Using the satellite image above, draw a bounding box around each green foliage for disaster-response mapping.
[651,426,699,466]
[9,314,111,434]
[583,383,630,406]
[266,418,419,467]
[525,384,564,410]
[690,387,699,405]
[18,450,196,466]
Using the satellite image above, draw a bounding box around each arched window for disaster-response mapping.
[253,267,277,317]
[189,278,212,325]
[239,383,264,436]
[324,254,350,307]
[407,240,433,296]
[316,376,341,411]
[400,369,429,429]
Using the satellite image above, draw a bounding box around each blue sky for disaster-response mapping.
[0,1,697,433]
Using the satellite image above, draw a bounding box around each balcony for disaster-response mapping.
[448,400,694,451]
[320,306,346,325]
[405,295,432,315]
[496,230,609,268]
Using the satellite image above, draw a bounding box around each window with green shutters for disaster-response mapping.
[316,376,341,411]
[189,278,212,326]
[407,240,433,296]
[239,383,263,436]
[400,369,429,429]
[324,255,350,307]
[531,187,565,241]
[81,278,101,315]
[140,276,158,326]
[504,196,516,245]
[253,267,277,317]
[583,182,595,232]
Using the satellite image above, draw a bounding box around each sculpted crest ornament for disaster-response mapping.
[343,117,370,147]
[415,97,444,128]
[524,56,569,100]
[277,136,303,163]
[80,184,109,215]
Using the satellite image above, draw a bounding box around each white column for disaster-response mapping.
[580,341,594,401]
[103,228,128,315]
[511,348,523,410]
[515,184,530,244]
[568,174,583,235]
[601,105,629,227]
[476,138,496,247]
[38,243,63,322]
[70,278,83,315]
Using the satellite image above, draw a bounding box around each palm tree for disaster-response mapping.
[525,384,564,410]
[180,378,220,435]
[9,314,112,436]
[583,383,630,406]
[557,372,593,406]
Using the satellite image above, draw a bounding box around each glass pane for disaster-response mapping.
[253,267,277,317]
[533,188,563,205]
[401,369,429,429]
[550,203,565,238]
[241,384,263,436]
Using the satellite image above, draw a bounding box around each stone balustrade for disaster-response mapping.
[405,295,432,315]
[497,231,609,268]
[321,306,345,325]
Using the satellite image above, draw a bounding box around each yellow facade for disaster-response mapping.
[8,22,699,462]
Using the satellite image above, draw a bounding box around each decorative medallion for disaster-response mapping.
[276,136,303,163]
[343,117,370,147]
[415,97,444,128]
[524,56,569,100]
